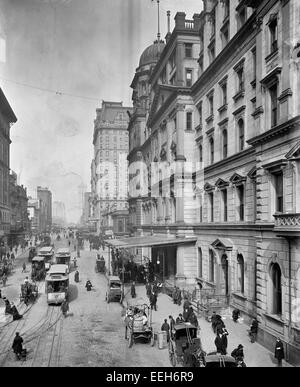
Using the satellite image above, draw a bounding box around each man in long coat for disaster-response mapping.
[274,337,284,367]
[12,332,24,360]
[161,319,170,342]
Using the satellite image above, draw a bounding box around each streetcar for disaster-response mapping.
[55,248,71,270]
[31,256,46,281]
[45,264,69,305]
[38,246,54,271]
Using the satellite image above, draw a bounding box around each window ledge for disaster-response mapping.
[195,124,203,132]
[218,104,228,113]
[265,49,279,63]
[232,292,247,301]
[264,313,285,325]
[233,90,245,102]
[206,115,214,124]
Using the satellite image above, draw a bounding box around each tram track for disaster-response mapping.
[0,281,47,366]
[23,305,63,367]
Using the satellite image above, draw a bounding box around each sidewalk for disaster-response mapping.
[98,246,292,367]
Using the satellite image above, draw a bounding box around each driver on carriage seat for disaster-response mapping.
[142,312,148,327]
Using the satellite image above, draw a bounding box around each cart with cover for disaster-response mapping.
[105,275,123,303]
[124,303,154,348]
[168,322,205,367]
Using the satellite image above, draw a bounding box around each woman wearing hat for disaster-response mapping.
[231,344,246,367]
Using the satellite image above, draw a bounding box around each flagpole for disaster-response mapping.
[157,0,160,41]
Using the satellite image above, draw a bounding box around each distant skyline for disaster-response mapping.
[0,0,202,222]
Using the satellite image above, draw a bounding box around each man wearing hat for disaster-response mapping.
[12,332,24,360]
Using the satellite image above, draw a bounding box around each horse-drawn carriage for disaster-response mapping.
[96,257,106,273]
[20,282,38,305]
[124,303,154,348]
[105,276,123,303]
[168,322,205,367]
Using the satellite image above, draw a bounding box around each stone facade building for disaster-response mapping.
[9,171,30,245]
[0,88,17,245]
[90,101,132,233]
[37,186,52,233]
[127,1,300,364]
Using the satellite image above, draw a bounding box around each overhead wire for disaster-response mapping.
[0,76,99,102]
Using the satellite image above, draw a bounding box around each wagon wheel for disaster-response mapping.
[128,332,133,348]
[168,341,176,367]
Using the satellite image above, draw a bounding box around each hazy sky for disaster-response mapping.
[0,0,201,222]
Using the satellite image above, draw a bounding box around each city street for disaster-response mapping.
[0,235,293,367]
[0,236,171,367]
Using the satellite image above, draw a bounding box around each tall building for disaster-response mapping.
[52,201,66,226]
[90,101,132,233]
[0,88,17,246]
[37,186,52,232]
[9,171,30,245]
[127,1,300,364]
[27,198,41,235]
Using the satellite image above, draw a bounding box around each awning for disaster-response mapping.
[105,235,197,249]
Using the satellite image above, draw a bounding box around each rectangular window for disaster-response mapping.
[274,172,283,212]
[252,47,257,81]
[209,95,214,116]
[222,189,228,221]
[185,43,193,58]
[224,0,230,19]
[186,69,193,87]
[221,82,227,106]
[237,67,245,92]
[186,112,192,130]
[211,7,216,37]
[199,195,203,222]
[269,19,278,53]
[198,101,203,126]
[270,83,278,127]
[237,185,245,221]
[209,192,214,222]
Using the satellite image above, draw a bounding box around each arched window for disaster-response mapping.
[223,129,228,158]
[198,248,203,278]
[209,249,215,282]
[238,119,245,151]
[270,263,282,315]
[209,138,214,164]
[237,254,245,294]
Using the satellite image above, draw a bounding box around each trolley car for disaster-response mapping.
[55,248,71,270]
[45,264,69,305]
[38,246,54,271]
[31,256,46,281]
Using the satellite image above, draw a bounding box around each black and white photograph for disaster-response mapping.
[0,0,299,369]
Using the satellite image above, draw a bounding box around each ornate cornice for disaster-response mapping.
[247,116,300,146]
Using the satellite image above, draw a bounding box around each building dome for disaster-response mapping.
[139,40,165,67]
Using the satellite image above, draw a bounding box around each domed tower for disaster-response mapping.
[127,39,165,234]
